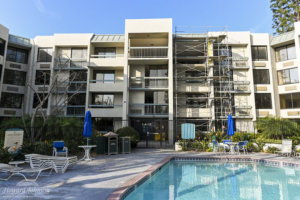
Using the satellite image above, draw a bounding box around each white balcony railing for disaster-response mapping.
[90,54,124,59]
[129,47,168,58]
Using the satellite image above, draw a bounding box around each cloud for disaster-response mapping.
[33,0,60,19]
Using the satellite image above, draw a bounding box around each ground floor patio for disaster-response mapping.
[1,149,300,200]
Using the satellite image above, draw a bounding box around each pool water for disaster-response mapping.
[124,161,300,200]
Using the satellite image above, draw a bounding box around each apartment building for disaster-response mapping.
[0,19,299,147]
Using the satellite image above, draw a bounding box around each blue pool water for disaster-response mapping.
[124,161,300,200]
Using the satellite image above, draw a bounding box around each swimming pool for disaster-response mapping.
[124,160,300,200]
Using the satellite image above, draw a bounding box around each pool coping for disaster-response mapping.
[106,154,300,200]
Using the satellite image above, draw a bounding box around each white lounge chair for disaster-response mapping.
[275,139,292,156]
[0,161,53,182]
[25,154,77,173]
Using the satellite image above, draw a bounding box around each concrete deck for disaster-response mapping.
[1,149,300,200]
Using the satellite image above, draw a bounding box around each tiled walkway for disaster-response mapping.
[1,149,300,200]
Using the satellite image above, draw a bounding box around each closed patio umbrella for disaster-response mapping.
[227,114,234,138]
[83,110,92,145]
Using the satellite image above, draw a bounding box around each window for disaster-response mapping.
[253,69,270,84]
[68,94,86,105]
[71,48,87,59]
[145,91,168,104]
[280,93,300,109]
[277,68,299,85]
[3,69,26,86]
[37,48,52,62]
[6,46,28,64]
[69,70,87,82]
[0,38,5,56]
[35,70,50,85]
[0,92,23,108]
[91,94,114,107]
[145,65,168,77]
[251,46,267,61]
[32,93,48,108]
[255,93,272,109]
[94,47,116,58]
[93,70,115,83]
[275,44,296,62]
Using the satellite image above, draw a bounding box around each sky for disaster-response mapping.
[0,0,273,38]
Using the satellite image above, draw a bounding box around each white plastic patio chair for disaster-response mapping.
[275,139,292,157]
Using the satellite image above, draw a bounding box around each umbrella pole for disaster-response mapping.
[87,138,88,146]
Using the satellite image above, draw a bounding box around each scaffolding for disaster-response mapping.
[174,26,233,139]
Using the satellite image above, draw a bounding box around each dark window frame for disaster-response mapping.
[32,93,48,109]
[6,46,28,64]
[255,93,272,109]
[35,70,51,85]
[37,48,52,62]
[3,69,26,86]
[251,46,268,61]
[0,92,23,108]
[253,69,270,84]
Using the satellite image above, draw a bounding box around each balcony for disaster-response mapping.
[50,105,85,117]
[177,83,210,93]
[129,77,168,90]
[54,58,87,70]
[53,81,87,93]
[89,105,122,117]
[129,104,168,117]
[214,81,251,94]
[177,108,210,118]
[89,54,125,67]
[234,107,252,118]
[66,106,85,117]
[129,47,168,59]
[89,80,123,92]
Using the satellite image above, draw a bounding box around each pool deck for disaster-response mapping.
[1,149,300,200]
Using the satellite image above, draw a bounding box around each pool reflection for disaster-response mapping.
[124,161,300,200]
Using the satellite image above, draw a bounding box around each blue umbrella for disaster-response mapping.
[83,110,92,145]
[227,114,234,137]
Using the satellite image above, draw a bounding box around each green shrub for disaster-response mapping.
[0,148,13,163]
[21,142,52,155]
[116,126,140,148]
[265,146,280,153]
[246,142,259,152]
[206,147,213,152]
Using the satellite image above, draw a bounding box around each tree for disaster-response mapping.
[24,55,87,142]
[270,0,300,34]
[256,117,300,139]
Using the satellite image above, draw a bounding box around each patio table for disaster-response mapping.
[226,142,238,154]
[79,145,96,161]
[9,161,25,167]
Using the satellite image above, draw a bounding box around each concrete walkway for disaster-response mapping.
[1,149,300,200]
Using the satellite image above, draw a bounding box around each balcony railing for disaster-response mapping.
[88,104,122,108]
[66,106,85,116]
[54,81,87,93]
[129,104,168,115]
[54,58,87,70]
[130,77,168,89]
[89,79,123,83]
[90,54,124,59]
[50,105,85,117]
[129,47,168,58]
